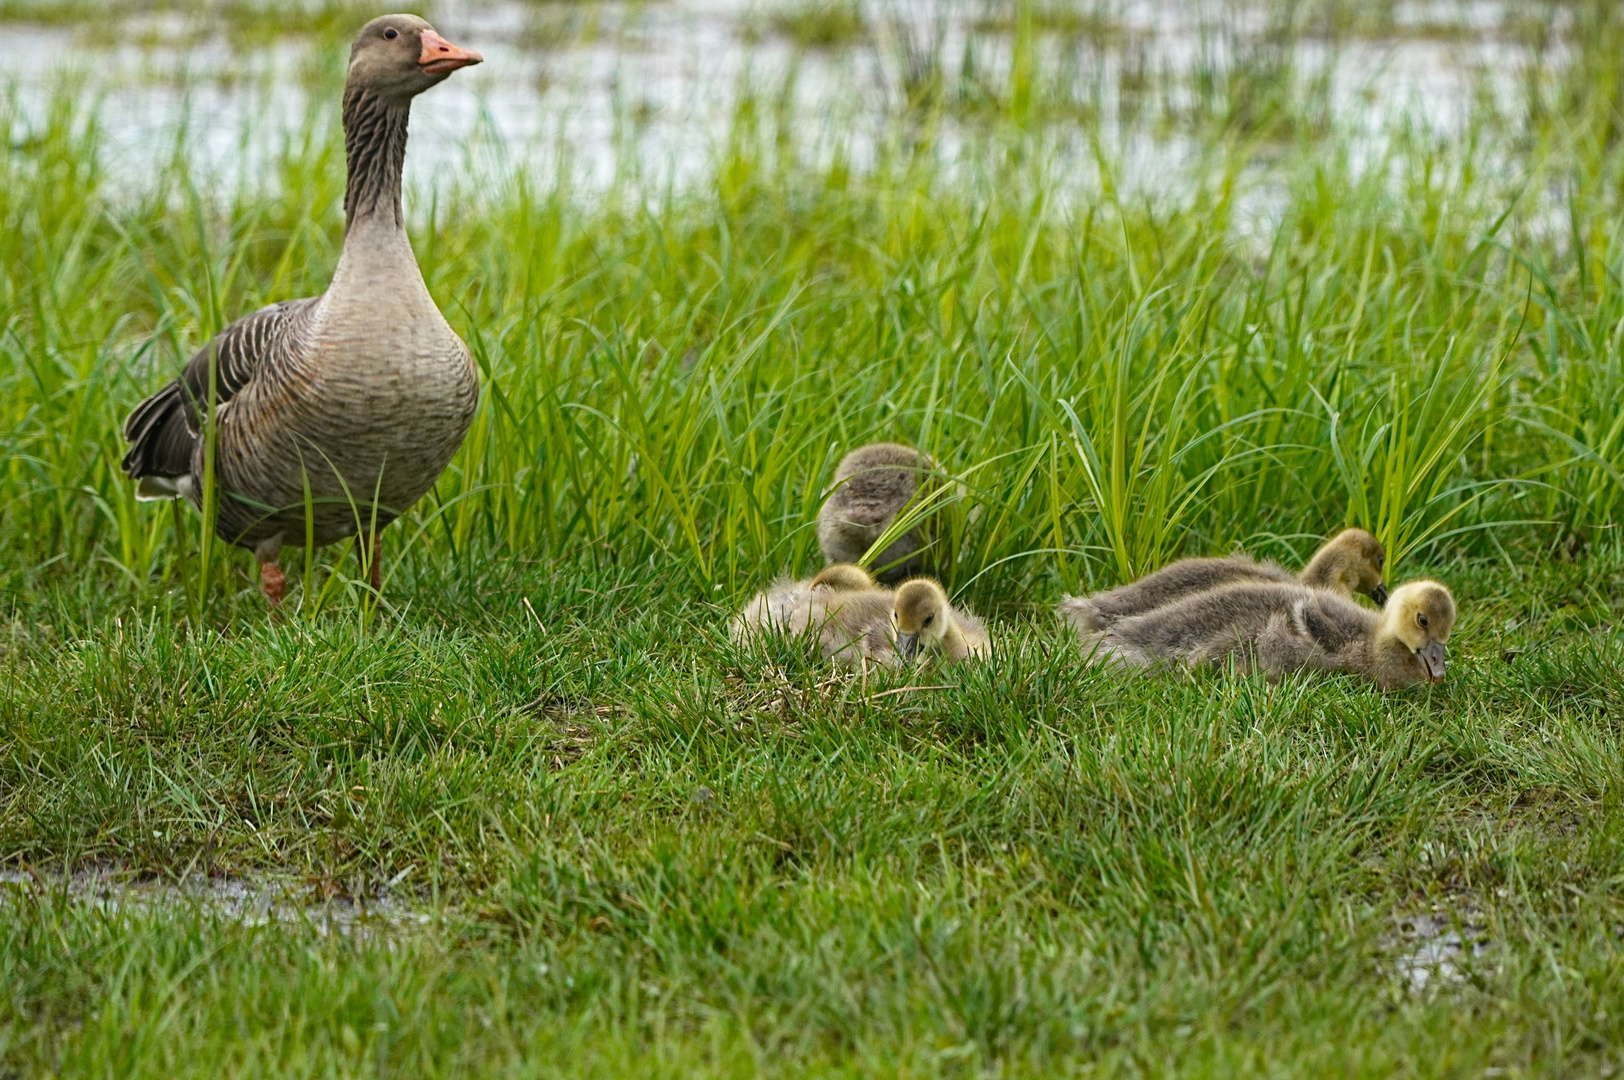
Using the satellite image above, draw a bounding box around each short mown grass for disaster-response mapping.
[4,554,1624,1074]
[5,2,1624,1074]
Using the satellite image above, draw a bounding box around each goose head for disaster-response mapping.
[1379,581,1456,684]
[348,15,482,101]
[1313,528,1388,605]
[891,578,950,661]
[810,563,877,592]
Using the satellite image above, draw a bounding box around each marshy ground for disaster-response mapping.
[4,0,1624,1075]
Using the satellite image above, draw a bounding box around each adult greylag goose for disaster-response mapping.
[1056,528,1388,633]
[1083,579,1455,691]
[816,443,942,584]
[120,14,483,603]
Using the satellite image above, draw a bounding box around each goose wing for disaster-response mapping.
[121,298,318,484]
[1293,591,1371,654]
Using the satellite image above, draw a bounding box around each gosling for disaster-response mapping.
[1056,528,1388,633]
[816,443,940,584]
[1084,579,1455,691]
[747,577,989,667]
[730,563,879,642]
[887,578,991,664]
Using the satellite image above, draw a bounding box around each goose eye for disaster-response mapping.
[1417,613,1429,628]
[384,27,399,39]
[923,615,935,628]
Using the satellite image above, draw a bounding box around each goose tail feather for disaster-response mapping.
[121,381,196,492]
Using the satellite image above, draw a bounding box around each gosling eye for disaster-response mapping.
[384,26,399,39]
[1375,555,1384,571]
[1417,613,1429,628]
[923,615,935,628]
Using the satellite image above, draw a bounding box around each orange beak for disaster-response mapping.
[419,30,482,76]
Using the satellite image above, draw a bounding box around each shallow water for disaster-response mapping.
[0,866,431,935]
[1386,904,1494,994]
[1,0,1559,205]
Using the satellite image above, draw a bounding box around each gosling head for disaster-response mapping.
[1381,580,1456,684]
[1313,528,1388,604]
[810,563,877,592]
[891,578,951,661]
[348,15,482,101]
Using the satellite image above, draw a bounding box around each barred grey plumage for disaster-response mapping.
[119,15,483,601]
[122,298,319,495]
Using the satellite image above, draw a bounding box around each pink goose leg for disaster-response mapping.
[254,536,285,605]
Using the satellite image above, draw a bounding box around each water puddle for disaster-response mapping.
[1385,904,1493,993]
[0,866,432,936]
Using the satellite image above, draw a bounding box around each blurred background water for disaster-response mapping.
[0,0,1574,210]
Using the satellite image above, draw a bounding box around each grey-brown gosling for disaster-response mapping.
[1084,579,1455,690]
[729,563,879,642]
[816,443,940,584]
[1056,527,1388,633]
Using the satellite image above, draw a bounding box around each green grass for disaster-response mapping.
[757,0,867,49]
[4,555,1624,1074]
[971,1,1125,44]
[6,1,1624,1074]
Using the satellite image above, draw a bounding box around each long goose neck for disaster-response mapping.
[342,86,411,230]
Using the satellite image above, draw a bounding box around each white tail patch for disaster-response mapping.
[134,475,193,501]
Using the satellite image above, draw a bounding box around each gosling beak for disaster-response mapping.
[895,631,919,661]
[1415,640,1447,683]
[420,30,482,75]
[1371,582,1389,606]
